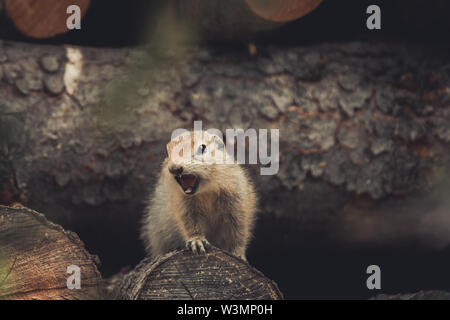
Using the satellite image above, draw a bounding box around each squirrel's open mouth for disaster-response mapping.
[175,174,199,195]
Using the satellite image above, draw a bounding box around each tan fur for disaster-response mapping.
[141,131,257,260]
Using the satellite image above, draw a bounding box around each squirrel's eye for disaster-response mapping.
[197,144,207,155]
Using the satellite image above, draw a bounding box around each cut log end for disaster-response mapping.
[110,248,283,300]
[245,0,323,22]
[0,205,103,300]
[5,0,91,39]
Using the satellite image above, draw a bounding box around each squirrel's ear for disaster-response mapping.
[167,132,191,160]
[215,137,225,150]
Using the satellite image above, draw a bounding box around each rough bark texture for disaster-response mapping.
[0,39,449,277]
[371,290,450,300]
[111,247,283,300]
[0,40,449,212]
[0,205,102,299]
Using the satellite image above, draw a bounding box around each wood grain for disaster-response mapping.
[111,248,283,300]
[0,205,102,299]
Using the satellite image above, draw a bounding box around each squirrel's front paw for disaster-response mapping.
[186,236,211,254]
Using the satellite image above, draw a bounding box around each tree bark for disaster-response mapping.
[110,247,283,300]
[0,40,449,275]
[0,205,102,299]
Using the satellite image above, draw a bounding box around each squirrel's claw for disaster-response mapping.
[186,237,210,254]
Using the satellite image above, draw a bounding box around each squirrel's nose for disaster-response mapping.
[169,165,183,176]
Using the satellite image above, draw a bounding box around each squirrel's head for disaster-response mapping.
[165,130,233,196]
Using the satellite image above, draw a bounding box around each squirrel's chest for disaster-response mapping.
[202,207,237,250]
[186,192,239,248]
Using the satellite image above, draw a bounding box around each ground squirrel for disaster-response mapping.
[141,130,257,260]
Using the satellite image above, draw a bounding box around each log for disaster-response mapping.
[0,205,103,299]
[245,0,322,22]
[0,40,449,278]
[110,247,283,300]
[4,0,91,39]
[175,0,323,39]
[0,0,320,42]
[175,0,282,39]
[371,290,450,300]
